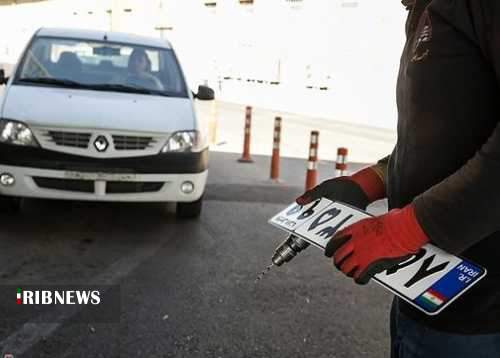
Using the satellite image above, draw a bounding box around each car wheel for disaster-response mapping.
[0,195,21,213]
[176,197,203,219]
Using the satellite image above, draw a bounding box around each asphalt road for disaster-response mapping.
[0,152,393,358]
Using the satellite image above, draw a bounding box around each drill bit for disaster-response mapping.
[254,263,274,283]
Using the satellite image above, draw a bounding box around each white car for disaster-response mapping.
[0,28,214,218]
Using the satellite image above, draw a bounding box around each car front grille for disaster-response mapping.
[33,177,164,194]
[43,131,92,149]
[33,177,94,193]
[106,181,164,193]
[33,127,167,158]
[112,135,156,150]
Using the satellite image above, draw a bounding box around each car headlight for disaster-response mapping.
[161,131,204,153]
[0,120,39,147]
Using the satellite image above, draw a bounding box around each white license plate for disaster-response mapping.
[64,171,137,181]
[269,199,487,315]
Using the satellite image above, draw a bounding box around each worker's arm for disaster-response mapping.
[412,1,500,254]
[296,155,389,210]
[322,2,500,283]
[323,2,500,284]
[322,152,431,285]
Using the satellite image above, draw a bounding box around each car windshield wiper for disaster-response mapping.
[18,78,172,97]
[85,83,171,96]
[18,77,86,88]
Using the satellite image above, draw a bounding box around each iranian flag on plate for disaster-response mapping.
[420,289,446,308]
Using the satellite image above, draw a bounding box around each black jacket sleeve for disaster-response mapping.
[413,1,500,254]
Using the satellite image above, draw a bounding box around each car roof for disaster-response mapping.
[36,28,172,49]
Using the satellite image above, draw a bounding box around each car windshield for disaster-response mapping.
[16,36,188,97]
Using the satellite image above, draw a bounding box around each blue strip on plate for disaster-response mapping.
[413,260,484,313]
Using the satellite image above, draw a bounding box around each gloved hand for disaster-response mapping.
[324,204,429,284]
[296,166,385,210]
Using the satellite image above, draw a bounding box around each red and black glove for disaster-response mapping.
[296,166,386,210]
[325,204,429,284]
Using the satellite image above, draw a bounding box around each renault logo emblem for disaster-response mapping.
[94,135,109,152]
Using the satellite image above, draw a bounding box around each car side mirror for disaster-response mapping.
[0,69,8,85]
[195,85,215,101]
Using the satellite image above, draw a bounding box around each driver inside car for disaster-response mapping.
[126,48,164,91]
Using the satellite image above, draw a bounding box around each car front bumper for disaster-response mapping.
[0,143,209,202]
[0,164,208,202]
[0,143,209,174]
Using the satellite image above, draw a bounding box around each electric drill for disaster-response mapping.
[271,234,310,266]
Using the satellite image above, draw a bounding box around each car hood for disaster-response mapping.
[1,85,195,133]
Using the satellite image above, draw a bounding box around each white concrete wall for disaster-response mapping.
[0,0,407,129]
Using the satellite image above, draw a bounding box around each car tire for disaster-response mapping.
[176,197,203,219]
[0,195,21,214]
